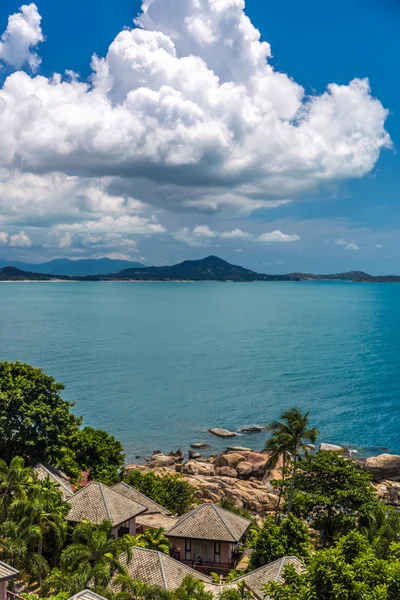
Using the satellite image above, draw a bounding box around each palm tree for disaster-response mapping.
[265,435,292,522]
[113,574,172,600]
[59,520,129,591]
[133,528,171,555]
[0,519,48,584]
[172,575,214,600]
[0,456,33,519]
[266,408,319,515]
[219,582,254,600]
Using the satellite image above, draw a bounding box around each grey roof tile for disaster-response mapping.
[232,556,304,599]
[110,547,213,592]
[0,560,19,581]
[68,590,108,600]
[34,463,74,500]
[67,482,147,526]
[166,504,251,542]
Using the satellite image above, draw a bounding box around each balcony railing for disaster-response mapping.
[178,558,235,575]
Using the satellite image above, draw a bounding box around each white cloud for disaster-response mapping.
[192,225,217,238]
[334,238,348,245]
[0,0,391,227]
[374,244,384,248]
[220,228,252,239]
[345,242,360,251]
[258,230,300,243]
[0,3,44,71]
[9,230,32,247]
[0,231,9,245]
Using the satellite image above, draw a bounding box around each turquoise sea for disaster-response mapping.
[1,281,399,461]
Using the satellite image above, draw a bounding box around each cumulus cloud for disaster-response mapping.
[258,230,300,243]
[334,238,348,245]
[334,238,360,250]
[0,232,9,245]
[345,242,360,251]
[0,3,44,71]
[0,0,392,259]
[9,230,32,247]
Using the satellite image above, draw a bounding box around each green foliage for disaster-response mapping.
[125,470,196,515]
[0,361,81,465]
[266,407,319,514]
[291,452,379,545]
[219,581,255,600]
[132,527,172,555]
[173,575,214,600]
[249,514,311,570]
[265,530,400,600]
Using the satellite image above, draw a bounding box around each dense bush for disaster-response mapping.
[125,469,197,515]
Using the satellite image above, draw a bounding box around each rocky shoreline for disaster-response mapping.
[127,443,400,520]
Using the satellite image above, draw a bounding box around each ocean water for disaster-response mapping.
[1,281,400,461]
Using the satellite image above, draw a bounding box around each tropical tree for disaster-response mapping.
[113,575,172,600]
[172,575,214,600]
[125,470,196,515]
[0,519,48,584]
[291,452,379,545]
[133,528,172,555]
[0,456,33,519]
[49,520,130,593]
[266,408,319,514]
[219,582,254,600]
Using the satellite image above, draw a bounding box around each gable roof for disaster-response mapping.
[0,560,19,581]
[68,591,108,600]
[112,481,172,515]
[166,503,251,543]
[232,556,304,599]
[67,482,147,526]
[109,547,213,592]
[34,463,74,500]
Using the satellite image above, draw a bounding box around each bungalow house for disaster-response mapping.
[0,561,19,600]
[111,482,179,533]
[67,482,147,537]
[229,556,304,599]
[109,546,213,594]
[34,463,74,500]
[165,503,251,574]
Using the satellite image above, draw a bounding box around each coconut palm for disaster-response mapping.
[172,575,214,600]
[0,519,48,583]
[133,528,172,555]
[0,456,33,519]
[266,408,319,515]
[113,574,172,600]
[219,582,254,600]
[59,520,129,591]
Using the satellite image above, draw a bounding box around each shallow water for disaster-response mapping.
[1,281,399,461]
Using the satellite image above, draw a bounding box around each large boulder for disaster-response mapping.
[214,453,246,468]
[239,426,264,433]
[209,428,236,438]
[181,460,215,476]
[148,454,176,468]
[227,446,253,452]
[215,466,238,478]
[319,443,350,455]
[191,443,210,449]
[364,454,400,481]
[237,461,253,477]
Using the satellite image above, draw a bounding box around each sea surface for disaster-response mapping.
[1,281,400,461]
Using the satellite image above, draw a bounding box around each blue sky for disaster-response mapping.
[0,0,398,273]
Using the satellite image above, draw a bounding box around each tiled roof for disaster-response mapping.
[68,591,108,600]
[110,547,212,592]
[232,556,304,599]
[136,513,180,531]
[34,463,74,500]
[112,482,172,515]
[166,504,251,543]
[67,482,147,526]
[0,560,19,581]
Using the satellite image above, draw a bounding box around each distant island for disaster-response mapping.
[1,255,400,282]
[0,257,145,276]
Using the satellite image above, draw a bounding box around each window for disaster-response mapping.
[185,539,191,561]
[214,542,221,563]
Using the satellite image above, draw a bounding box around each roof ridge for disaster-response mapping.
[275,557,286,582]
[99,483,112,521]
[166,505,198,534]
[230,556,295,584]
[158,552,168,589]
[113,482,171,515]
[211,504,235,542]
[35,462,72,493]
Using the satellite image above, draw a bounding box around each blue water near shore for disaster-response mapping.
[1,281,400,461]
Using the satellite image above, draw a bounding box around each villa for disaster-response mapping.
[165,503,251,574]
[228,556,303,599]
[0,561,19,600]
[34,463,74,500]
[67,482,147,536]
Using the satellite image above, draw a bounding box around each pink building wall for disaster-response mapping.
[168,537,233,565]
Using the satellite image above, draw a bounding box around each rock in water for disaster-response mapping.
[239,426,264,433]
[209,428,236,438]
[227,446,253,452]
[189,451,202,460]
[191,443,210,449]
[364,454,400,481]
[319,443,350,455]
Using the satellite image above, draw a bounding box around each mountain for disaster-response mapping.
[117,255,289,282]
[0,267,70,281]
[0,257,145,276]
